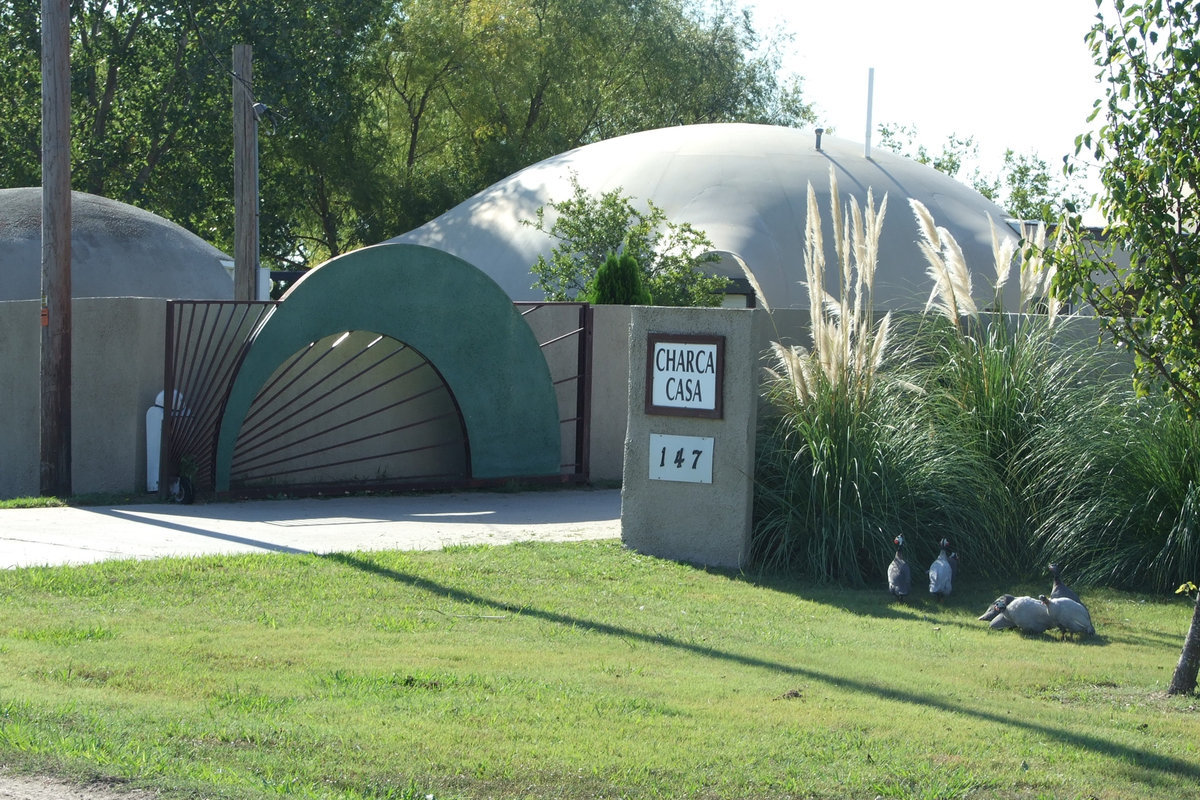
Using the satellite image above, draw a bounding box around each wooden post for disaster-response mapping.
[232,44,258,301]
[40,0,72,497]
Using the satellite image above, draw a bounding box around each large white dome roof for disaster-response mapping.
[389,123,1021,311]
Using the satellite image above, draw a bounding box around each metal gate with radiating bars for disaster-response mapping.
[160,300,592,498]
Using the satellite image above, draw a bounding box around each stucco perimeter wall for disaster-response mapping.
[587,305,634,481]
[2,298,1116,501]
[0,298,165,499]
[0,297,638,499]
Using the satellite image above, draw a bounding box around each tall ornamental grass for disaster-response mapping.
[753,183,1200,591]
[1030,395,1200,592]
[917,211,1199,591]
[910,208,1116,576]
[752,171,999,583]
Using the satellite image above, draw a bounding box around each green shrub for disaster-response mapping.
[527,174,724,305]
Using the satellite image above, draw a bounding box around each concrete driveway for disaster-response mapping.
[1,488,622,569]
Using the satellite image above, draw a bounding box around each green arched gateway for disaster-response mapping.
[213,243,561,491]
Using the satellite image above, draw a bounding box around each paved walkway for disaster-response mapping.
[0,488,622,569]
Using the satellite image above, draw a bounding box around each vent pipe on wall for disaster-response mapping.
[864,67,875,159]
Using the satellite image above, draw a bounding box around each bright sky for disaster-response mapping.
[738,0,1105,194]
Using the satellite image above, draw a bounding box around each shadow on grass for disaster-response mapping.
[323,551,1199,784]
[732,572,1057,635]
[1090,628,1180,649]
[747,573,1174,650]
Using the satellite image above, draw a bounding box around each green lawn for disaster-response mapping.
[0,540,1195,800]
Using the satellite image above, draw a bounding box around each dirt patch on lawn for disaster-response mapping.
[0,773,160,800]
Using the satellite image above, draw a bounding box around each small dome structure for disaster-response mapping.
[389,123,1022,310]
[0,188,233,301]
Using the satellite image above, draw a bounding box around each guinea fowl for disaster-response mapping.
[1039,594,1095,637]
[1048,563,1082,603]
[991,595,1052,634]
[992,595,1051,633]
[979,594,1017,629]
[887,535,912,600]
[928,538,953,599]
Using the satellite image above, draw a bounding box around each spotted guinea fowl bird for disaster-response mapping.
[992,595,1052,634]
[887,535,911,600]
[1039,594,1095,637]
[1048,563,1082,603]
[928,538,953,599]
[979,594,1017,629]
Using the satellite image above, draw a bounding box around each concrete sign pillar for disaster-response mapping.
[620,307,762,569]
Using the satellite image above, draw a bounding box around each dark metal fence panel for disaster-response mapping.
[163,299,592,497]
[160,301,276,495]
[515,302,592,482]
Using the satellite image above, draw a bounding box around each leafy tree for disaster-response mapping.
[1052,0,1200,696]
[0,3,43,186]
[0,1,228,235]
[876,123,1083,221]
[992,149,1088,222]
[587,248,652,305]
[877,123,984,179]
[237,1,393,263]
[527,174,726,306]
[2,0,810,271]
[0,0,392,267]
[397,0,816,192]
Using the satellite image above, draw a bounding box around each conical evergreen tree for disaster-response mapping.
[587,249,652,305]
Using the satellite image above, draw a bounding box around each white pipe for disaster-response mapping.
[865,67,875,158]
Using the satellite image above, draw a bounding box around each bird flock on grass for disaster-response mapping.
[885,536,1095,639]
[978,563,1095,638]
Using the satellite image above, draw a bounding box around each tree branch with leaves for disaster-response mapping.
[1052,0,1200,696]
[526,174,727,306]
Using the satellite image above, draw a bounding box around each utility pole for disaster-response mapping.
[40,0,72,497]
[232,44,258,301]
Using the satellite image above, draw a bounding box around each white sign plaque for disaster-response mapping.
[646,334,724,417]
[648,433,714,483]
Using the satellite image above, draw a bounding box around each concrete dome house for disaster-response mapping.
[389,123,1022,311]
[0,125,1027,500]
[0,188,233,300]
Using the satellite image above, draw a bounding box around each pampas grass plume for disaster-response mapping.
[990,216,1015,298]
